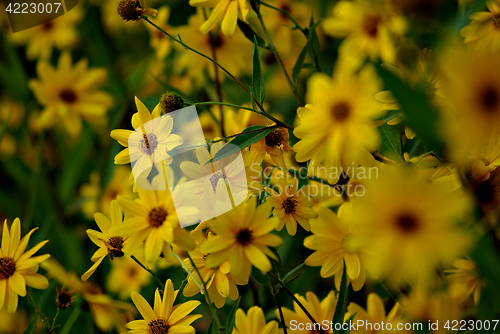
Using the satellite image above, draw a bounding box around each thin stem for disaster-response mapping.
[172,252,205,294]
[255,8,303,106]
[131,255,165,290]
[51,308,61,330]
[190,101,255,111]
[280,285,320,326]
[271,280,288,334]
[26,293,56,334]
[208,27,226,137]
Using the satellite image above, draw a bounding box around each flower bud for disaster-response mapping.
[159,92,183,114]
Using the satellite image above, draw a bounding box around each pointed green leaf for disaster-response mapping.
[292,42,309,87]
[378,122,404,163]
[333,260,348,334]
[252,36,265,105]
[338,312,357,334]
[206,317,215,334]
[252,266,270,285]
[237,20,268,49]
[282,262,306,285]
[226,297,241,333]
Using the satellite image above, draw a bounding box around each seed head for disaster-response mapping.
[117,0,142,22]
[159,92,183,115]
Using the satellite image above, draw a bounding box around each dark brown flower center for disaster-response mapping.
[265,129,283,147]
[148,318,170,334]
[210,172,225,192]
[282,197,297,214]
[475,181,496,205]
[236,228,253,246]
[42,21,53,30]
[59,89,77,104]
[109,236,124,250]
[0,257,16,280]
[395,213,420,233]
[56,292,73,310]
[493,14,500,30]
[149,207,168,227]
[479,86,499,112]
[331,102,350,122]
[140,133,158,154]
[363,14,379,38]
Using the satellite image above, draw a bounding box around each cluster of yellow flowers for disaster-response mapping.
[2,0,500,333]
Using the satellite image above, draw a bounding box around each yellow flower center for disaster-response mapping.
[148,318,170,334]
[265,129,284,147]
[149,207,168,228]
[140,133,158,154]
[341,233,355,253]
[59,89,78,104]
[0,257,16,280]
[282,197,297,214]
[363,14,379,38]
[236,228,253,246]
[395,213,420,234]
[210,172,225,191]
[331,102,351,122]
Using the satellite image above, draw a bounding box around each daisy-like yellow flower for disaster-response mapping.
[444,259,482,304]
[347,293,404,334]
[351,166,472,284]
[200,196,282,281]
[113,175,199,264]
[42,259,134,332]
[183,234,245,308]
[9,7,83,60]
[106,254,151,300]
[110,97,183,185]
[126,279,201,334]
[146,6,173,59]
[279,291,337,334]
[82,200,139,281]
[265,177,317,236]
[232,306,280,334]
[293,62,383,184]
[251,126,293,177]
[0,218,49,313]
[322,0,407,64]
[304,204,367,291]
[461,0,500,53]
[29,52,113,137]
[189,0,249,36]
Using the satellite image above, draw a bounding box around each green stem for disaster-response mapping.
[190,101,254,111]
[280,284,320,326]
[131,255,165,290]
[26,293,56,334]
[255,7,303,106]
[271,280,288,334]
[51,308,61,330]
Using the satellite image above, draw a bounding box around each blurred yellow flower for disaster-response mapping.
[126,279,201,334]
[0,218,49,313]
[189,0,249,36]
[232,306,280,334]
[352,166,472,284]
[9,6,83,60]
[200,196,282,281]
[265,177,317,236]
[444,258,482,304]
[461,0,500,53]
[146,6,173,59]
[107,254,151,300]
[294,63,383,184]
[29,52,113,137]
[304,204,367,291]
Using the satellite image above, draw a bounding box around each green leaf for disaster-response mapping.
[269,246,282,273]
[22,314,39,334]
[226,297,241,333]
[206,317,215,334]
[252,266,270,285]
[282,262,306,285]
[378,122,404,163]
[376,65,443,151]
[252,36,265,105]
[60,306,82,334]
[260,167,274,202]
[206,125,274,165]
[332,261,348,334]
[292,41,309,87]
[237,20,268,49]
[338,312,356,334]
[307,14,320,59]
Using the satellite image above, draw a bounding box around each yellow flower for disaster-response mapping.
[126,279,201,334]
[252,126,293,177]
[461,0,500,53]
[9,6,82,60]
[0,308,28,334]
[189,0,249,36]
[0,218,49,313]
[29,52,113,137]
[200,196,282,281]
[106,254,151,300]
[42,259,134,332]
[279,291,337,334]
[265,177,317,236]
[444,259,482,304]
[322,0,407,64]
[304,204,367,291]
[232,306,280,334]
[146,6,173,59]
[110,96,183,184]
[293,63,383,184]
[113,175,199,264]
[82,200,139,281]
[351,166,472,284]
[347,293,404,334]
[183,234,245,308]
[175,9,252,81]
